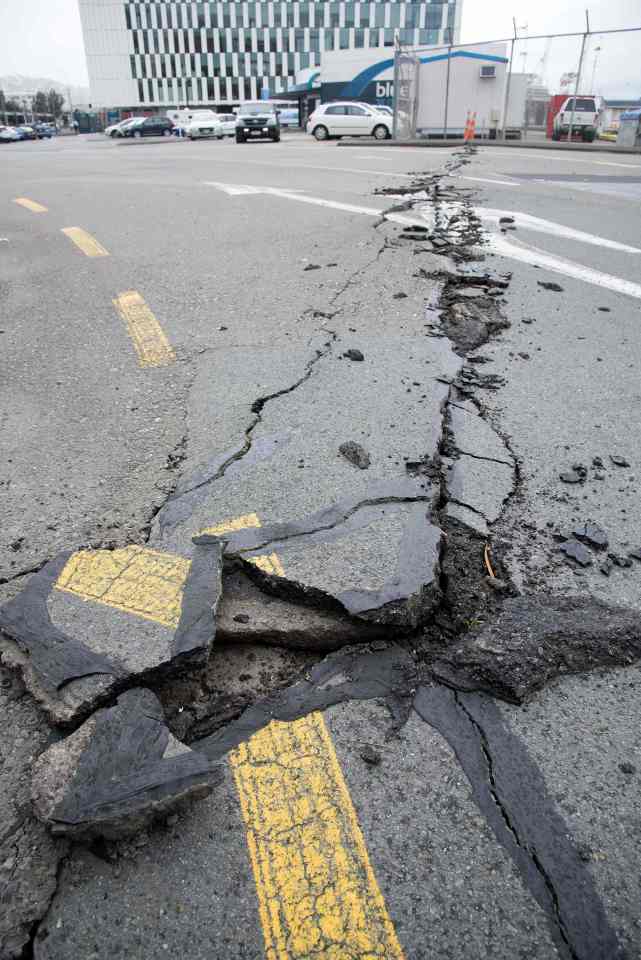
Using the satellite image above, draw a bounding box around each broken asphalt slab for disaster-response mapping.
[0,543,222,725]
[431,594,641,703]
[196,485,442,628]
[154,335,462,630]
[32,688,219,841]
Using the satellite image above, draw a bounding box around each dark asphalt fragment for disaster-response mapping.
[609,553,633,568]
[572,522,608,550]
[393,292,408,299]
[338,441,371,470]
[559,464,587,484]
[343,348,364,361]
[537,281,564,292]
[610,455,631,467]
[628,547,641,561]
[303,263,321,272]
[430,595,641,704]
[499,216,515,224]
[559,539,593,566]
[359,744,381,765]
[32,689,219,840]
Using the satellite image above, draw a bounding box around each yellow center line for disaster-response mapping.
[230,713,406,960]
[112,290,176,368]
[61,226,110,257]
[14,197,48,213]
[53,517,404,954]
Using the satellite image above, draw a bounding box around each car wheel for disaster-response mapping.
[133,130,142,139]
[162,128,171,137]
[373,124,389,140]
[217,133,224,140]
[236,133,246,143]
[313,125,329,141]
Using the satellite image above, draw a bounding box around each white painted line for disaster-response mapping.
[460,175,519,186]
[488,234,641,301]
[479,207,641,253]
[204,179,641,299]
[481,149,640,169]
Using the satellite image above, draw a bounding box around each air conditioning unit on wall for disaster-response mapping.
[480,65,496,79]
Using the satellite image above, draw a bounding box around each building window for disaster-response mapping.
[138,79,145,102]
[427,5,444,30]
[339,28,349,49]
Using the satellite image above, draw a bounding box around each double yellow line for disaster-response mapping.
[13,197,175,368]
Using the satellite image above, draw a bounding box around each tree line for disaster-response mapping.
[0,88,65,117]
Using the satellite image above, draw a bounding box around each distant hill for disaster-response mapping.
[0,75,90,107]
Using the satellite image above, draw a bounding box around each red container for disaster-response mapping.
[546,94,567,138]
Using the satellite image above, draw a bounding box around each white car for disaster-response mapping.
[188,117,224,140]
[216,113,239,137]
[307,102,392,141]
[105,117,142,138]
[0,126,21,142]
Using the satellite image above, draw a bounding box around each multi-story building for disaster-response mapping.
[78,0,461,109]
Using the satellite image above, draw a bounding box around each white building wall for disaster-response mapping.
[78,0,138,107]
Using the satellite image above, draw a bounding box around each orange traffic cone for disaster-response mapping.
[463,111,471,141]
[468,111,477,141]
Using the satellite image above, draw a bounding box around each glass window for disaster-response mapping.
[309,28,320,51]
[299,52,309,68]
[325,105,346,115]
[354,28,364,47]
[129,54,137,78]
[369,29,380,47]
[330,4,340,27]
[389,6,401,27]
[339,28,349,49]
[300,4,309,27]
[427,5,443,30]
[348,105,369,115]
[295,28,305,51]
[125,4,131,30]
[138,80,145,102]
[405,5,418,28]
[383,28,394,46]
[375,6,385,27]
[325,30,334,50]
[344,3,354,27]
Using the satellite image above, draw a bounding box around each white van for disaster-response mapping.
[553,96,603,142]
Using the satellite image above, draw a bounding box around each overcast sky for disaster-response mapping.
[1,0,639,96]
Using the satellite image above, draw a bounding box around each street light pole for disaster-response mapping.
[568,9,590,142]
[590,45,602,92]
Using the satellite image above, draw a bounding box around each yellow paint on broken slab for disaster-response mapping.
[199,513,285,577]
[230,712,406,960]
[55,515,283,627]
[14,197,48,213]
[61,226,109,257]
[56,545,189,628]
[112,291,175,368]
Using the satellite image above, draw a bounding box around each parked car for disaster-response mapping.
[307,103,392,141]
[33,122,54,138]
[16,125,38,140]
[216,113,239,137]
[0,126,21,142]
[107,117,143,137]
[187,117,224,140]
[117,116,174,138]
[552,96,603,142]
[235,103,280,143]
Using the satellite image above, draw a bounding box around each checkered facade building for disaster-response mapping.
[79,0,460,107]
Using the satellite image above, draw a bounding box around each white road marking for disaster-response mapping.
[205,180,641,299]
[480,149,641,169]
[488,234,641,300]
[478,207,641,253]
[460,175,519,186]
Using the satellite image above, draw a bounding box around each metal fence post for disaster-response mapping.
[443,42,452,139]
[501,25,516,140]
[392,38,400,140]
[568,10,590,141]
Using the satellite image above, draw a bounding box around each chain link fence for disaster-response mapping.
[392,22,641,144]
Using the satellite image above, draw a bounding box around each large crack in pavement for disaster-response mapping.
[2,145,640,959]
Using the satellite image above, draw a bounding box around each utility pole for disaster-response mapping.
[568,9,590,141]
[442,28,452,139]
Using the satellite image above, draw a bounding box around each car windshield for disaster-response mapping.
[240,105,275,116]
[565,99,596,112]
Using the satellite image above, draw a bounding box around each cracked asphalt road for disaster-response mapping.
[1,135,641,959]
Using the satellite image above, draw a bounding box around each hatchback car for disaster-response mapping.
[118,117,173,138]
[0,126,21,142]
[307,103,392,141]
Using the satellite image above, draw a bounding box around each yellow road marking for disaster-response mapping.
[61,226,109,257]
[230,712,405,960]
[14,197,48,213]
[56,545,189,628]
[112,290,176,368]
[55,516,281,625]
